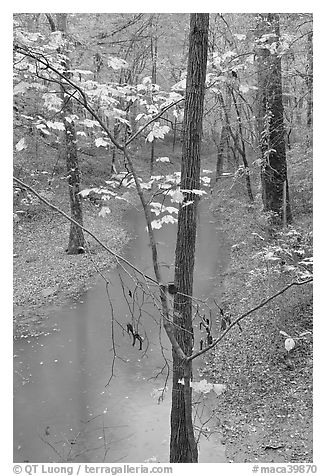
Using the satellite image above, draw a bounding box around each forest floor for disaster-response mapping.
[13,146,135,338]
[200,142,313,463]
[13,140,313,463]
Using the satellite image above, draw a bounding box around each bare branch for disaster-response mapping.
[188,277,313,361]
[13,176,157,285]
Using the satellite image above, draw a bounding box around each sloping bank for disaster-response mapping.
[201,179,313,463]
[13,195,132,339]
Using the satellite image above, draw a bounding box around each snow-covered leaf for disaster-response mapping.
[181,189,207,196]
[142,76,152,85]
[147,105,158,114]
[99,206,111,217]
[239,84,250,94]
[299,331,311,337]
[156,157,170,163]
[48,31,65,49]
[161,215,178,225]
[147,131,155,143]
[135,113,145,121]
[79,189,92,198]
[107,56,129,70]
[234,33,246,41]
[212,383,227,396]
[150,202,178,216]
[139,180,153,190]
[15,138,27,151]
[42,93,62,111]
[151,219,163,230]
[246,54,255,64]
[264,251,280,261]
[13,81,30,95]
[164,206,178,215]
[279,330,290,338]
[146,123,170,142]
[283,265,296,272]
[35,124,50,135]
[46,121,65,131]
[299,257,313,266]
[168,189,184,203]
[95,137,109,147]
[285,338,295,352]
[182,201,194,208]
[298,270,313,279]
[191,379,216,394]
[81,119,99,128]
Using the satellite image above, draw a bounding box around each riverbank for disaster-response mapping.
[202,143,313,462]
[13,182,132,338]
[13,142,313,463]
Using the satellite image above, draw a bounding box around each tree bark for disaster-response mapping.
[256,13,292,224]
[150,16,158,175]
[55,14,85,253]
[170,13,209,464]
[306,30,313,128]
[230,88,254,201]
[215,124,228,179]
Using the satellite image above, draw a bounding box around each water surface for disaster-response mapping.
[13,197,228,463]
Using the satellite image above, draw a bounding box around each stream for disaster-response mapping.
[13,196,229,463]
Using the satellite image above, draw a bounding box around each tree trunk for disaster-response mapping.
[217,91,254,201]
[256,13,292,224]
[306,31,313,128]
[56,14,85,253]
[170,13,209,464]
[215,124,228,179]
[230,88,254,201]
[150,19,158,175]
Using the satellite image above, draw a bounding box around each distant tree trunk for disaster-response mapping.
[256,13,292,224]
[111,121,120,175]
[150,16,158,175]
[217,90,254,201]
[215,88,231,180]
[230,88,254,201]
[47,13,85,253]
[306,31,313,128]
[170,13,209,464]
[215,124,228,179]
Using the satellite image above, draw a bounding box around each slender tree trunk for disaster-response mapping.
[172,117,177,152]
[217,91,254,201]
[215,124,228,179]
[56,14,85,253]
[170,13,209,464]
[306,31,313,128]
[230,88,254,201]
[256,13,292,224]
[45,13,85,253]
[150,19,158,175]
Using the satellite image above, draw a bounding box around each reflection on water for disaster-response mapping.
[13,197,228,463]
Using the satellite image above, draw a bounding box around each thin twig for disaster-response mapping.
[13,176,158,285]
[188,277,313,361]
